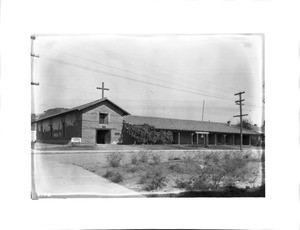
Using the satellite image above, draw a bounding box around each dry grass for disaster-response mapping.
[78,151,262,194]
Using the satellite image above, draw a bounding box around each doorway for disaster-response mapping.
[96,130,111,144]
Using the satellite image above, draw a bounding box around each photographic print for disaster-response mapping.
[31,34,265,198]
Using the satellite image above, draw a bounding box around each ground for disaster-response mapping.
[32,142,263,151]
[74,150,262,196]
[32,142,264,197]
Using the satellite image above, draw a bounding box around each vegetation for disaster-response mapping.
[139,169,168,191]
[236,118,254,130]
[31,108,69,121]
[150,154,161,165]
[139,151,149,163]
[80,150,263,196]
[175,153,258,191]
[105,152,124,167]
[103,170,124,183]
[120,121,173,144]
[130,154,138,165]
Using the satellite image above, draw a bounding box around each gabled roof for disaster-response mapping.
[33,98,130,123]
[124,115,259,135]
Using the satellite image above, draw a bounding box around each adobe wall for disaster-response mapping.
[35,111,81,144]
[81,101,125,145]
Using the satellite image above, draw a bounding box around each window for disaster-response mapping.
[99,113,108,124]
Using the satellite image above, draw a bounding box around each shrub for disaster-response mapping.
[139,169,167,191]
[103,170,124,183]
[130,154,138,165]
[169,164,184,173]
[103,170,114,179]
[126,165,138,173]
[150,154,161,165]
[183,155,194,162]
[156,130,173,144]
[175,178,191,189]
[223,153,231,161]
[181,152,257,191]
[139,151,149,163]
[168,156,181,161]
[120,121,173,144]
[106,152,124,167]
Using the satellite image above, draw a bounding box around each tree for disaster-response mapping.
[31,113,38,122]
[236,118,254,130]
[41,108,69,118]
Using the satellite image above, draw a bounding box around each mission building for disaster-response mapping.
[31,98,263,146]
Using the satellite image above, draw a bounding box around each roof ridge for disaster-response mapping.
[126,114,227,125]
[33,98,130,122]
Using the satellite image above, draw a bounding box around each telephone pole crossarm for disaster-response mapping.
[233,114,248,118]
[235,99,245,103]
[234,91,248,150]
[234,91,245,96]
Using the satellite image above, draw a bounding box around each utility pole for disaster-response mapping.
[31,35,40,86]
[96,82,109,99]
[233,91,248,150]
[201,100,205,121]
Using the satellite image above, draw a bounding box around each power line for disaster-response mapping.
[87,43,240,92]
[85,46,238,92]
[38,82,99,96]
[42,55,236,102]
[43,47,236,101]
[81,46,262,102]
[48,47,236,100]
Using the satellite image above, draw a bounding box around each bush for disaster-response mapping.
[126,165,138,173]
[168,156,181,161]
[150,154,161,165]
[130,154,138,165]
[103,170,124,183]
[120,121,173,144]
[103,170,114,179]
[125,163,145,173]
[139,169,167,191]
[175,178,191,189]
[106,152,124,167]
[180,153,256,191]
[139,151,149,163]
[169,164,184,173]
[183,155,194,162]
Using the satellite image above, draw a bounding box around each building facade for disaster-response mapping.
[33,98,129,145]
[32,98,262,146]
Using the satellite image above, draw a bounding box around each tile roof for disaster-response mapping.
[33,98,130,122]
[124,115,259,135]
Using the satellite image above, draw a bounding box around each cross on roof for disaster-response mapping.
[96,82,109,99]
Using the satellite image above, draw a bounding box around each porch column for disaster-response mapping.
[178,132,180,145]
[214,134,217,145]
[205,134,209,147]
[191,133,193,145]
[249,135,252,146]
[223,135,226,145]
[196,134,199,148]
[233,135,235,145]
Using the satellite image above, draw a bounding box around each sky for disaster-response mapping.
[31,34,264,126]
